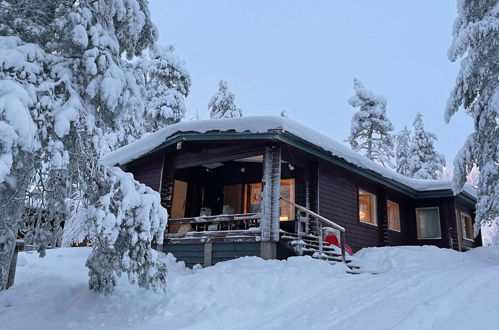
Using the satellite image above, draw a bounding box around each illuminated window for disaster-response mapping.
[416,207,441,239]
[359,189,377,225]
[234,179,295,220]
[223,184,242,214]
[387,200,400,231]
[460,212,474,241]
[243,182,263,214]
[279,179,295,221]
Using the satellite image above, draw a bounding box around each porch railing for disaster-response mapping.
[167,213,261,232]
[280,196,346,263]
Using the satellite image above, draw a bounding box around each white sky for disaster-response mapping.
[149,0,472,167]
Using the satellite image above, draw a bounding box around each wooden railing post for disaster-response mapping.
[318,223,323,258]
[280,196,347,263]
[340,231,346,263]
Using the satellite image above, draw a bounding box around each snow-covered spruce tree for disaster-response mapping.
[408,113,446,180]
[138,45,191,132]
[86,167,167,293]
[347,79,395,168]
[0,0,187,293]
[209,80,242,119]
[445,0,498,233]
[0,32,77,289]
[395,127,411,177]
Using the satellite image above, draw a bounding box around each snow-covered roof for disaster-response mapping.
[102,116,476,198]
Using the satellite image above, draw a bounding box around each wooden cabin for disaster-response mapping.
[102,116,481,267]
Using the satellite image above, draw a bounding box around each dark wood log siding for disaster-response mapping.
[124,150,164,191]
[123,139,478,253]
[454,196,481,250]
[385,190,413,246]
[318,161,381,252]
[316,158,468,252]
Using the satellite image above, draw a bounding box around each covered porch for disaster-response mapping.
[156,138,346,267]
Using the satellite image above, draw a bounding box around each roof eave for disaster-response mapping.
[120,129,476,203]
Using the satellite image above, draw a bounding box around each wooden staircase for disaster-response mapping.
[280,231,360,274]
[279,197,361,274]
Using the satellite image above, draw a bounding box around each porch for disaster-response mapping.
[159,140,347,266]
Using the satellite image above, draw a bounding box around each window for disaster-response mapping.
[223,184,243,214]
[279,179,295,221]
[460,212,474,241]
[243,182,263,214]
[171,180,187,218]
[416,207,441,239]
[387,200,400,232]
[359,189,377,225]
[234,179,295,220]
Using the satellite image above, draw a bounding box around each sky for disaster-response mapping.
[149,0,472,167]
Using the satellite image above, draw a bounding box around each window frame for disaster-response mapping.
[387,200,401,232]
[415,207,442,240]
[358,188,378,226]
[279,178,296,221]
[460,212,474,242]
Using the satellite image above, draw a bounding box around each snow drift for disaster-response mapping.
[1,246,498,330]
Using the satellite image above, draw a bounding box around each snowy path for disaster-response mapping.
[0,246,498,330]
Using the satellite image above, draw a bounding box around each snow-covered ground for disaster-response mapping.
[1,246,498,330]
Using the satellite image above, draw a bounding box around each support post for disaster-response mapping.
[260,241,276,259]
[160,152,176,219]
[204,243,213,267]
[6,240,24,290]
[261,144,281,243]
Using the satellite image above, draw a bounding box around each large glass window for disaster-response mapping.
[279,179,295,221]
[387,200,400,231]
[243,182,263,214]
[460,212,474,241]
[222,184,242,214]
[416,207,441,239]
[223,179,295,220]
[171,180,188,219]
[359,189,377,225]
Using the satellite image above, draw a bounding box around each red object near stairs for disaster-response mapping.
[324,235,353,256]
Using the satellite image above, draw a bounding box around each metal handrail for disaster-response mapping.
[280,196,346,263]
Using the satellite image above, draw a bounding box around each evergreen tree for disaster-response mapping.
[209,80,242,119]
[446,0,498,233]
[139,45,191,131]
[408,113,445,180]
[347,79,395,167]
[0,0,188,293]
[395,127,411,176]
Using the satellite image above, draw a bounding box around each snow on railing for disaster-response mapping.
[280,197,346,263]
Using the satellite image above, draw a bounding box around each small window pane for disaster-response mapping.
[417,208,441,239]
[359,190,377,225]
[461,213,473,240]
[387,201,400,231]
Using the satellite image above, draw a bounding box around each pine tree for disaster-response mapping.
[208,80,242,119]
[347,79,395,167]
[445,0,498,233]
[408,113,445,180]
[395,127,411,176]
[0,1,188,293]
